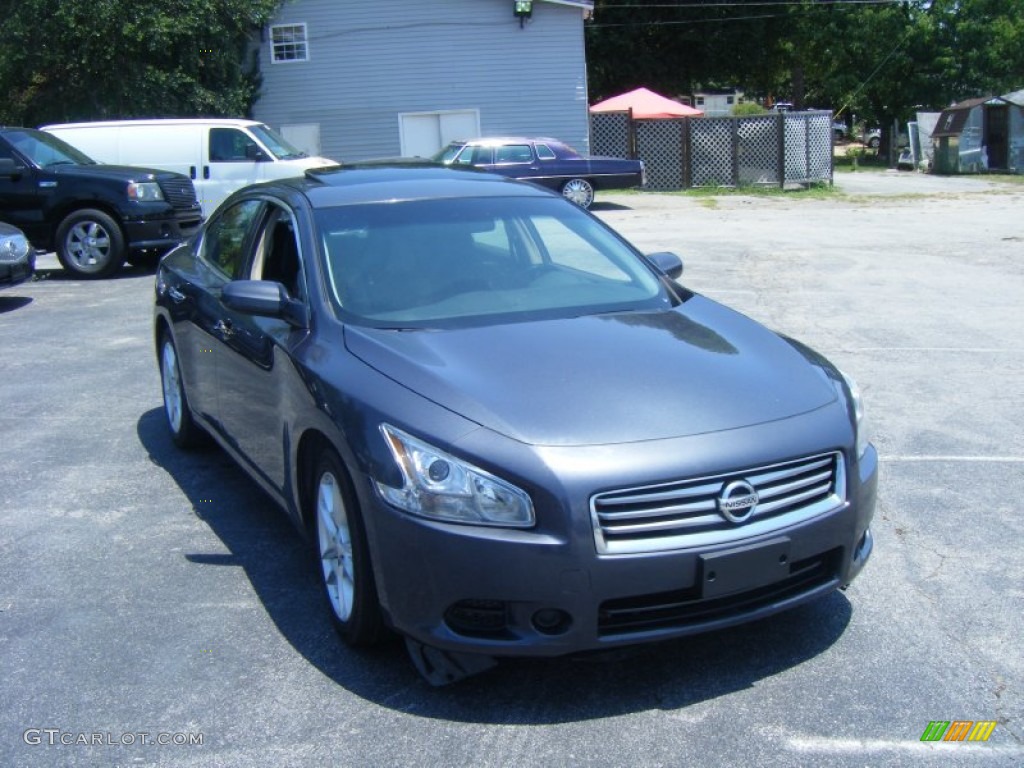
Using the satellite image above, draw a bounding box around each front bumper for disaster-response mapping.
[362,443,878,658]
[124,211,202,253]
[0,250,36,289]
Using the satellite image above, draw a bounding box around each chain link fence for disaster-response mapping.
[590,110,834,190]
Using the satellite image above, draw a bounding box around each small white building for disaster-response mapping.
[690,90,746,118]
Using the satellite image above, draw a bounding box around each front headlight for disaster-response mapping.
[839,370,870,459]
[0,231,30,264]
[376,424,535,528]
[126,181,165,202]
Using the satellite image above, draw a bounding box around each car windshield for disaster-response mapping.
[430,143,468,164]
[249,124,307,160]
[318,196,675,329]
[7,128,95,167]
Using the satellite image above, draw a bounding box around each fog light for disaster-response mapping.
[532,608,572,636]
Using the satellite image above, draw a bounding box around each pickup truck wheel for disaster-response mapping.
[56,209,126,279]
[561,178,594,209]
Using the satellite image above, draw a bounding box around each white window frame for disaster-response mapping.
[270,23,309,64]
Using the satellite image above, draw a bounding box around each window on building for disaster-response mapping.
[727,96,735,105]
[271,23,309,63]
[696,97,705,106]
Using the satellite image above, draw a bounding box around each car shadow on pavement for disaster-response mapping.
[588,201,632,212]
[138,406,853,722]
[32,260,158,282]
[0,295,33,312]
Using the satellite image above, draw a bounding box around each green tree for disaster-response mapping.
[0,0,281,126]
[586,0,1024,134]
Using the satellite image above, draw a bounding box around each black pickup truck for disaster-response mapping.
[0,127,202,278]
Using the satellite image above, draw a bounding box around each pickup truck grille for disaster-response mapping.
[158,178,200,211]
[591,452,845,555]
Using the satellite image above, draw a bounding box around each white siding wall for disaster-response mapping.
[253,0,591,161]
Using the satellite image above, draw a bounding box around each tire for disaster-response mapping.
[867,137,880,149]
[311,450,385,647]
[55,208,126,279]
[158,332,206,449]
[561,178,594,209]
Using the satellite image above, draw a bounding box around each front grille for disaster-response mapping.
[591,452,844,555]
[597,548,841,636]
[158,178,200,211]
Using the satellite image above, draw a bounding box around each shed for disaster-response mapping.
[931,91,1024,174]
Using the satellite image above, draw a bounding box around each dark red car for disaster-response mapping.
[433,137,644,209]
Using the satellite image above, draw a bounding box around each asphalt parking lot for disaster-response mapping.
[2,170,1022,767]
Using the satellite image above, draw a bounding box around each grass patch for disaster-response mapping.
[673,181,837,200]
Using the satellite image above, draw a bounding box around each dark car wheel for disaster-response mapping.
[159,332,206,449]
[561,178,594,209]
[311,450,385,647]
[56,208,126,279]
[867,137,880,149]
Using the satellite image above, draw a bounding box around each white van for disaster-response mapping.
[42,119,336,217]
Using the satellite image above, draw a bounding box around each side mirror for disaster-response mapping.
[0,157,25,179]
[245,144,269,162]
[645,251,683,280]
[222,280,307,327]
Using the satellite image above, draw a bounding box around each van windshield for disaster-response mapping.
[250,124,307,160]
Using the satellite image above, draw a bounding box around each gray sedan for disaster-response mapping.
[154,164,876,684]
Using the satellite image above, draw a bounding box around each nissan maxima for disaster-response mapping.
[154,163,876,684]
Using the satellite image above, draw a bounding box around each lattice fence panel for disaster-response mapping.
[636,119,684,190]
[784,112,833,183]
[805,112,833,181]
[737,116,781,185]
[690,119,735,187]
[590,112,631,159]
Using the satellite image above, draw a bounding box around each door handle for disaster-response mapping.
[203,166,210,180]
[189,166,196,180]
[213,319,234,338]
[167,286,186,304]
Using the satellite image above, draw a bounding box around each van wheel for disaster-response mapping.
[56,209,126,279]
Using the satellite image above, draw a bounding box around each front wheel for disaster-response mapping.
[561,178,594,209]
[55,208,126,279]
[867,137,880,149]
[311,450,385,647]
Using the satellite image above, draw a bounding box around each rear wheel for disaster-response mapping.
[159,332,206,449]
[55,208,126,279]
[561,178,594,209]
[311,450,385,647]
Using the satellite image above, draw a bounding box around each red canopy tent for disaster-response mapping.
[589,87,704,118]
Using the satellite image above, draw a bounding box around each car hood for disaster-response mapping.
[344,297,838,447]
[52,164,184,182]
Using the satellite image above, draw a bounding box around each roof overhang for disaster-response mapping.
[540,0,594,7]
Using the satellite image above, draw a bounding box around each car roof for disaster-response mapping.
[455,136,566,147]
[263,162,560,208]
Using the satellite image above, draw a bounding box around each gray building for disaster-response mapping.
[252,0,594,162]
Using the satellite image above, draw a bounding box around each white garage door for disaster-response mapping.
[399,110,480,158]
